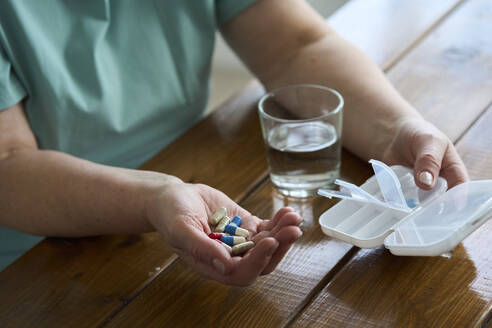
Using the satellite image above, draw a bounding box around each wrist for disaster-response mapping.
[124,170,184,232]
[139,172,185,232]
[373,112,422,158]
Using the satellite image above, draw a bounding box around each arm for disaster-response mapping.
[0,102,175,236]
[0,102,301,285]
[221,0,468,188]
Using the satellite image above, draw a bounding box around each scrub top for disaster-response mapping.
[0,0,258,271]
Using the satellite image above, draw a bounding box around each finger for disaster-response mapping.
[258,208,299,232]
[440,145,469,189]
[261,226,302,275]
[253,211,301,242]
[177,223,231,275]
[224,237,279,286]
[413,134,448,190]
[239,215,263,234]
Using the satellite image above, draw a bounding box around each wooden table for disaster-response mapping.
[1,0,491,327]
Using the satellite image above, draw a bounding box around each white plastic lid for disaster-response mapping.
[369,159,411,212]
[319,160,414,212]
[384,180,492,256]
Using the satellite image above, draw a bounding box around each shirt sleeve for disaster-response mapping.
[0,43,26,111]
[215,0,259,26]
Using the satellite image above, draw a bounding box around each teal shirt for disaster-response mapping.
[0,0,257,271]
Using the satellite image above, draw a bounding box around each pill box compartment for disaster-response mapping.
[319,166,492,255]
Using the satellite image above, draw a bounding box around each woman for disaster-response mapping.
[0,0,467,285]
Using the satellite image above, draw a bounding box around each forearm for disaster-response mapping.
[0,149,181,236]
[222,0,423,160]
[261,31,422,160]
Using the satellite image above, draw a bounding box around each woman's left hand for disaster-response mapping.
[383,118,469,190]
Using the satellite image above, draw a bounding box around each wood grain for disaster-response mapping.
[0,234,175,328]
[289,82,492,327]
[104,151,370,328]
[329,0,463,68]
[456,104,492,181]
[386,0,492,141]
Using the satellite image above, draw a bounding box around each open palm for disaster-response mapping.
[147,182,302,286]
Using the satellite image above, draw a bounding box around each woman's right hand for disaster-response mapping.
[146,182,303,286]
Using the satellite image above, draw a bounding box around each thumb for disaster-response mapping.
[413,134,448,190]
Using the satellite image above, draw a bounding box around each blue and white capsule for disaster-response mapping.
[220,235,246,246]
[230,216,242,227]
[224,224,249,238]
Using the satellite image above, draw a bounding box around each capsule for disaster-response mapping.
[230,215,242,227]
[208,232,223,240]
[224,224,249,238]
[232,241,255,256]
[215,240,232,254]
[215,215,231,232]
[220,235,246,246]
[209,207,227,225]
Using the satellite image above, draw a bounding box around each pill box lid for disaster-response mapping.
[384,179,492,256]
[318,163,492,256]
[318,160,415,212]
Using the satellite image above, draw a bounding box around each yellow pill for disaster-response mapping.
[215,216,231,232]
[209,207,227,225]
[232,241,255,256]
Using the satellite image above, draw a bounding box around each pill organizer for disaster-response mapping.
[318,160,492,256]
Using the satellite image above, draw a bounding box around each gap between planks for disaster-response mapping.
[98,254,179,328]
[282,246,360,328]
[453,100,492,146]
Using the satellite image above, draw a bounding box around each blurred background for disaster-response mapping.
[207,0,348,113]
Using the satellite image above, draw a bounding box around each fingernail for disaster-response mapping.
[419,171,433,186]
[212,258,225,275]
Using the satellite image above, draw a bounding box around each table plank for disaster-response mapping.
[385,0,492,141]
[329,0,464,68]
[104,152,370,328]
[289,90,492,326]
[0,0,470,327]
[456,105,492,181]
[0,235,175,328]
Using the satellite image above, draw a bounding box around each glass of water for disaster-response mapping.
[258,84,343,197]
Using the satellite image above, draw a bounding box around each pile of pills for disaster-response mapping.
[208,207,254,256]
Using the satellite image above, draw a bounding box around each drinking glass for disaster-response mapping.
[258,84,344,197]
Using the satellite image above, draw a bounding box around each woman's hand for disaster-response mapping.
[146,182,302,286]
[383,119,469,189]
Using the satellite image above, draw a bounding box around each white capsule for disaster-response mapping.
[209,207,227,225]
[232,241,255,256]
[234,227,249,238]
[215,215,231,232]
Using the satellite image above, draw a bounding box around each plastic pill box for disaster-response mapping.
[318,160,492,256]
